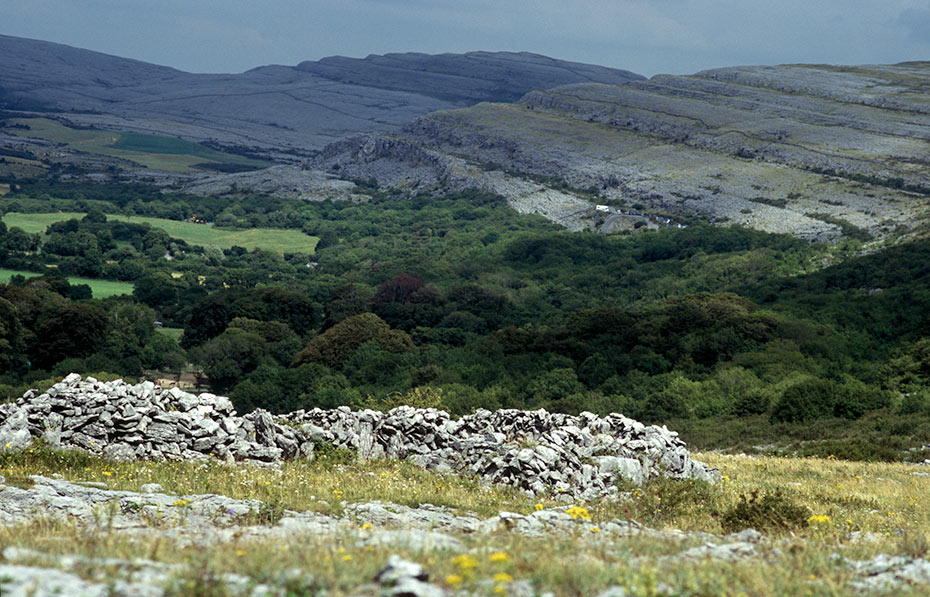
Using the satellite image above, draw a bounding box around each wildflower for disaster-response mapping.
[452,554,478,570]
[264,481,271,486]
[493,572,514,583]
[445,574,464,586]
[173,499,190,507]
[535,503,544,511]
[489,551,510,563]
[236,550,245,556]
[337,547,346,554]
[102,471,112,477]
[493,585,507,595]
[342,554,352,562]
[566,506,591,521]
[361,522,373,531]
[807,515,831,525]
[589,526,601,533]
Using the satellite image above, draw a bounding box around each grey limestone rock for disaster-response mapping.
[0,375,717,501]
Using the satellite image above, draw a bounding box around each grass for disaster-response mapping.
[0,268,133,298]
[3,444,930,595]
[1,212,318,254]
[5,118,269,173]
[155,327,184,341]
[670,411,930,463]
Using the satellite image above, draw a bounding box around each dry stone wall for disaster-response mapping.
[0,375,719,500]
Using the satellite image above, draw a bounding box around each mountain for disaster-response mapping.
[0,35,644,156]
[317,63,930,241]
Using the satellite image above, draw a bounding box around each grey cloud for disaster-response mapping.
[898,7,930,43]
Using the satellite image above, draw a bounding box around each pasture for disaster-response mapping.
[5,118,268,173]
[0,268,134,298]
[2,212,319,254]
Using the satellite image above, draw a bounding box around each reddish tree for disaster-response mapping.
[372,274,425,306]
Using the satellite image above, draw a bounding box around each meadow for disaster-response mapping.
[2,212,318,254]
[0,268,134,298]
[5,118,269,173]
[1,446,929,595]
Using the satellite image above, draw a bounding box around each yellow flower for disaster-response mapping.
[173,499,190,507]
[235,550,245,556]
[337,547,346,554]
[452,554,478,570]
[807,515,831,525]
[264,481,271,486]
[535,503,544,511]
[445,574,464,586]
[589,526,601,533]
[493,585,507,595]
[566,506,591,521]
[102,471,112,477]
[489,551,510,563]
[493,572,513,583]
[361,522,373,531]
[342,554,352,562]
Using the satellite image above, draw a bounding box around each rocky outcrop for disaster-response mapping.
[319,62,930,242]
[0,375,718,500]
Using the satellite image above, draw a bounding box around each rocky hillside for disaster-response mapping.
[319,63,930,241]
[0,35,643,156]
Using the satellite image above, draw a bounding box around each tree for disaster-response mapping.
[372,274,425,306]
[133,272,180,310]
[292,313,413,369]
[323,284,371,329]
[0,297,27,374]
[32,303,108,370]
[194,328,267,392]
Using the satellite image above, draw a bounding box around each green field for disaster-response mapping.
[154,327,184,341]
[0,268,134,298]
[2,212,318,254]
[6,119,269,173]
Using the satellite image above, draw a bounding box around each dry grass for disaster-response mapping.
[3,447,930,595]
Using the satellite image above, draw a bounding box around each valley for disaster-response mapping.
[2,32,930,596]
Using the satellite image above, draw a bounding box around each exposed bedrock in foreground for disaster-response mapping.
[0,374,718,501]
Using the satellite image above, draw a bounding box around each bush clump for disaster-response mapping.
[718,489,811,533]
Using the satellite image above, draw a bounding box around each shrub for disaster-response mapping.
[832,380,891,420]
[719,489,811,533]
[899,391,930,415]
[770,378,836,423]
[626,477,718,524]
[795,438,905,462]
[732,388,772,417]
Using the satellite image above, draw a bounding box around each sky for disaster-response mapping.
[4,0,930,76]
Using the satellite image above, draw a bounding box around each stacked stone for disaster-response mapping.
[0,374,306,464]
[288,405,718,500]
[0,375,719,500]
